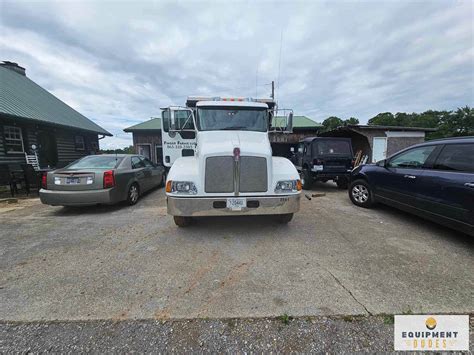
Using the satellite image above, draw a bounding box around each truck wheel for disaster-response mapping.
[174,216,192,227]
[300,169,313,190]
[276,213,293,224]
[336,178,348,189]
[349,179,373,208]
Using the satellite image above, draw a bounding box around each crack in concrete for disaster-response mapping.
[325,269,372,316]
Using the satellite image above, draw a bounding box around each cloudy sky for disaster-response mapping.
[1,0,472,148]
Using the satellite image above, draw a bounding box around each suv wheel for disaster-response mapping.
[300,169,313,190]
[349,179,373,208]
[174,216,192,227]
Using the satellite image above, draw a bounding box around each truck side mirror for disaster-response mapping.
[286,112,293,133]
[290,147,295,153]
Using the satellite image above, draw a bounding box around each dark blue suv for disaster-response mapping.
[349,136,474,236]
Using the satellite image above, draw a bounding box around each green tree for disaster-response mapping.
[100,145,135,154]
[322,116,344,132]
[366,106,472,140]
[429,106,474,139]
[343,117,359,126]
[368,112,395,126]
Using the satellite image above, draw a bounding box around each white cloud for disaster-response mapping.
[0,0,472,148]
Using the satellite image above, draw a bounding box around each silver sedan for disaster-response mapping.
[40,154,165,206]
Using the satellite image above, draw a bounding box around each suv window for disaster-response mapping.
[388,145,436,169]
[433,144,474,173]
[131,156,145,169]
[297,143,304,154]
[313,140,351,156]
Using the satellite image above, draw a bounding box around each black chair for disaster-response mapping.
[21,164,41,195]
[0,164,15,197]
[8,164,28,196]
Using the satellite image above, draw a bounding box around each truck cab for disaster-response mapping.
[161,97,302,227]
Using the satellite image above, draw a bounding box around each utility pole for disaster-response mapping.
[271,80,275,99]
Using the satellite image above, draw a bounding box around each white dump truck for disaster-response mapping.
[161,96,301,227]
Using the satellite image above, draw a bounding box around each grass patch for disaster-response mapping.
[279,313,291,325]
[382,314,394,325]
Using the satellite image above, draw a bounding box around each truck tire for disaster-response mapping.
[276,213,293,224]
[300,169,313,190]
[336,177,348,189]
[174,216,192,227]
[349,179,373,208]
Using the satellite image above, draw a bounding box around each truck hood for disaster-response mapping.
[197,131,271,157]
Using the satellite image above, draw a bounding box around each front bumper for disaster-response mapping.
[167,194,301,217]
[39,188,119,206]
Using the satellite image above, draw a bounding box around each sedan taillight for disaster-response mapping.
[103,170,115,189]
[41,173,48,189]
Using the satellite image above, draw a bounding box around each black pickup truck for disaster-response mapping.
[290,137,354,189]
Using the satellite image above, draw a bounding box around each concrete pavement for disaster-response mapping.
[1,183,473,322]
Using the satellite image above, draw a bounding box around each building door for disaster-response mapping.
[37,131,58,168]
[155,145,163,165]
[137,144,151,160]
[372,137,387,163]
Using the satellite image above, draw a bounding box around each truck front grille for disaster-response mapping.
[205,156,267,193]
[205,156,234,193]
[239,156,267,192]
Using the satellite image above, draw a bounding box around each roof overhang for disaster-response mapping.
[0,112,113,136]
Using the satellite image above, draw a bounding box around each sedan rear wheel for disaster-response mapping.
[349,179,373,208]
[127,183,140,205]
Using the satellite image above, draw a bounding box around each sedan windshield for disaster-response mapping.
[67,156,122,169]
[197,107,268,132]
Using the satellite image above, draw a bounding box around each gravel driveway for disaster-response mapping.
[1,182,473,351]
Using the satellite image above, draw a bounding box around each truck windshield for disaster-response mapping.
[196,107,267,132]
[313,140,352,156]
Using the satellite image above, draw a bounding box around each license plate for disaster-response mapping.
[66,177,80,184]
[226,197,246,211]
[313,165,323,171]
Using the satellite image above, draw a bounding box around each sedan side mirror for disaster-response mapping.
[376,159,387,167]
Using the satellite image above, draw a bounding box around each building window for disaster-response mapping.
[90,141,98,152]
[75,135,85,151]
[4,126,24,153]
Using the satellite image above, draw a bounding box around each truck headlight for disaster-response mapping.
[275,179,302,193]
[166,180,197,195]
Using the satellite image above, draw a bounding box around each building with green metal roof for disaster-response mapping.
[124,118,163,164]
[269,115,322,157]
[271,115,322,130]
[0,61,111,168]
[123,118,161,132]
